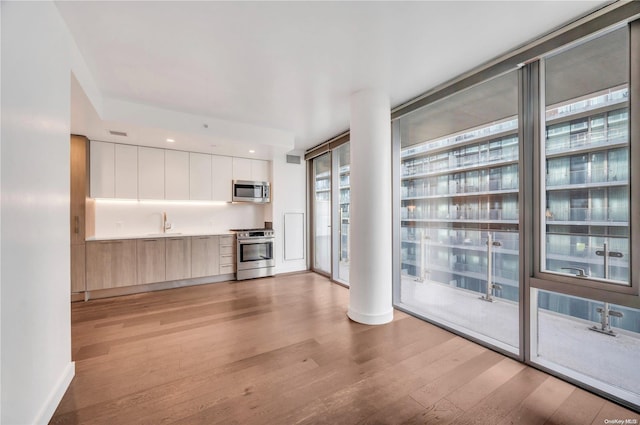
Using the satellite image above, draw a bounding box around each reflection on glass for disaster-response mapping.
[397,71,520,352]
[336,143,350,284]
[313,153,331,273]
[543,27,630,285]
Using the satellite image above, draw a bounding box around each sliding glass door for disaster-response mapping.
[309,143,351,284]
[312,152,331,274]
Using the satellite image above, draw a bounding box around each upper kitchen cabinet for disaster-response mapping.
[115,144,138,199]
[165,150,189,200]
[212,155,232,202]
[190,153,212,200]
[232,157,252,180]
[90,141,138,199]
[251,159,270,181]
[138,147,165,199]
[90,140,115,198]
[232,157,270,181]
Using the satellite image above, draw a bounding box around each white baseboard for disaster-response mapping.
[34,361,75,425]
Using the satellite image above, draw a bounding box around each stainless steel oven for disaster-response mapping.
[233,229,275,280]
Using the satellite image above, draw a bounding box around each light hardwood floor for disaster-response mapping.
[51,272,639,424]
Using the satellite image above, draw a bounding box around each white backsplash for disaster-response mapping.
[93,200,267,237]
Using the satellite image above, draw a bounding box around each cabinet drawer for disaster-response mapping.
[219,264,235,274]
[220,244,234,255]
[219,235,235,245]
[220,254,235,265]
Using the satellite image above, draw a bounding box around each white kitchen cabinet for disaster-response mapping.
[232,157,252,181]
[165,150,189,200]
[232,157,270,182]
[90,140,115,198]
[212,155,232,202]
[251,159,270,181]
[190,153,212,200]
[138,147,165,199]
[115,144,138,199]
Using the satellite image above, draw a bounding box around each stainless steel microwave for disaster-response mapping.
[232,180,271,203]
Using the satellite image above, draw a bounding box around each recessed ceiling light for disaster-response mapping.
[249,150,255,153]
[166,138,175,143]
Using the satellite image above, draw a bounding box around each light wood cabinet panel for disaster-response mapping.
[212,155,233,202]
[166,237,191,281]
[137,238,166,284]
[71,135,88,244]
[251,159,270,181]
[219,235,236,271]
[219,254,235,266]
[190,153,212,200]
[138,147,165,199]
[90,140,115,198]
[71,244,86,293]
[86,240,137,290]
[219,264,235,275]
[115,144,138,199]
[232,157,252,181]
[165,150,190,200]
[191,236,219,278]
[220,244,234,255]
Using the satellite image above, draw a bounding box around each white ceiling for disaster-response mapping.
[57,1,607,158]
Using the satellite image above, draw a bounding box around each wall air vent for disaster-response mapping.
[108,130,128,137]
[286,154,301,164]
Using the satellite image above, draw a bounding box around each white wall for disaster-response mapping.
[93,201,267,237]
[1,3,75,424]
[271,149,307,274]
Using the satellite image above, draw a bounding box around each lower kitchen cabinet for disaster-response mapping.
[166,237,191,281]
[219,235,236,275]
[86,240,137,290]
[71,244,86,293]
[137,238,166,284]
[191,236,219,278]
[85,234,236,295]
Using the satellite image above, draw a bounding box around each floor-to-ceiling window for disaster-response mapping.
[531,24,640,407]
[392,11,640,410]
[394,71,521,353]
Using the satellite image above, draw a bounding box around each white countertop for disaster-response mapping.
[86,232,235,241]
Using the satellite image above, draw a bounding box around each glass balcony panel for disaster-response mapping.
[533,289,640,406]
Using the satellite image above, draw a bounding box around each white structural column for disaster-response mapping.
[347,89,393,325]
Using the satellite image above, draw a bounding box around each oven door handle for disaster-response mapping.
[238,238,273,244]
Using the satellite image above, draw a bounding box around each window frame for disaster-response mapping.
[530,22,640,306]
